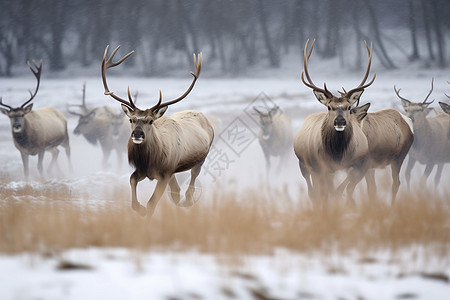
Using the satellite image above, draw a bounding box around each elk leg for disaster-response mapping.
[405,156,416,191]
[299,161,315,201]
[345,168,366,207]
[263,150,271,172]
[102,147,112,170]
[422,164,434,185]
[147,177,170,218]
[365,169,377,202]
[48,148,60,175]
[62,139,73,173]
[20,152,29,180]
[390,163,401,205]
[37,151,45,178]
[168,175,181,205]
[185,161,204,206]
[434,164,444,188]
[130,171,146,216]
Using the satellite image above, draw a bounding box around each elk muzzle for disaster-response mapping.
[131,126,145,144]
[334,114,346,132]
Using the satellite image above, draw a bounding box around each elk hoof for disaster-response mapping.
[132,203,147,216]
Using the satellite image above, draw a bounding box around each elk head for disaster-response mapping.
[101,45,202,145]
[0,60,42,133]
[301,39,375,132]
[394,78,434,122]
[253,105,279,140]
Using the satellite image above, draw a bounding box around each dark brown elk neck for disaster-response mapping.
[321,121,353,162]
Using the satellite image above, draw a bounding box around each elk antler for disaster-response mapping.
[67,82,89,116]
[101,45,136,110]
[20,60,42,108]
[0,97,13,110]
[393,85,410,103]
[394,78,435,106]
[300,39,333,98]
[422,77,434,105]
[151,52,203,112]
[345,41,376,106]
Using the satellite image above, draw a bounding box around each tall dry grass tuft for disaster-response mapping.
[0,182,449,257]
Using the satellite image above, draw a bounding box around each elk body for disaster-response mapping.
[0,61,71,180]
[69,85,129,169]
[395,79,450,188]
[338,103,414,203]
[294,40,374,205]
[254,105,293,171]
[102,46,214,217]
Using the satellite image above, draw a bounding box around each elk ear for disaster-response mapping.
[23,104,33,114]
[313,91,329,105]
[0,108,9,116]
[351,102,371,123]
[121,104,134,118]
[347,90,364,106]
[439,102,450,115]
[154,105,168,118]
[401,99,411,110]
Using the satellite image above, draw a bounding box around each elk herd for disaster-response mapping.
[1,41,450,216]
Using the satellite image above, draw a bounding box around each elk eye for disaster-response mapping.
[327,106,331,111]
[348,106,351,110]
[129,119,132,123]
[149,120,153,125]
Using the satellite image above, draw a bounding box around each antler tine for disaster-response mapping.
[345,41,376,106]
[155,52,203,109]
[21,59,42,108]
[101,45,137,110]
[422,77,434,104]
[393,85,411,102]
[150,90,163,112]
[300,39,332,96]
[0,97,13,110]
[66,103,84,116]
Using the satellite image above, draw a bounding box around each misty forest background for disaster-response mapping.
[0,0,449,78]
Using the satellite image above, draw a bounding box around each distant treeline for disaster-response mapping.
[0,0,448,76]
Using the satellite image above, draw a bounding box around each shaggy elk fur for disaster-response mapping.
[0,61,71,180]
[68,83,129,169]
[101,46,214,217]
[294,40,375,205]
[338,103,414,204]
[253,105,293,171]
[395,79,450,189]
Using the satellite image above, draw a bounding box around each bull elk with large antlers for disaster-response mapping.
[294,40,373,205]
[0,61,72,180]
[395,79,450,189]
[294,40,413,205]
[101,46,214,217]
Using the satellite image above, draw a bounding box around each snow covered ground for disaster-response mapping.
[1,58,450,299]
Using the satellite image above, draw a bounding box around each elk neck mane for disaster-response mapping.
[127,118,181,177]
[321,118,353,162]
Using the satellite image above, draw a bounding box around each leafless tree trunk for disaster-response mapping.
[257,0,280,68]
[421,0,435,61]
[408,0,420,61]
[430,0,446,67]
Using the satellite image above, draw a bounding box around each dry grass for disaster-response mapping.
[0,182,449,258]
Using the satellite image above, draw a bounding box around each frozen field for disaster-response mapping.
[1,63,450,299]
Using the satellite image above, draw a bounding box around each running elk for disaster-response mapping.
[395,79,450,188]
[253,105,293,172]
[102,46,214,217]
[294,40,373,205]
[68,83,129,169]
[0,61,71,180]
